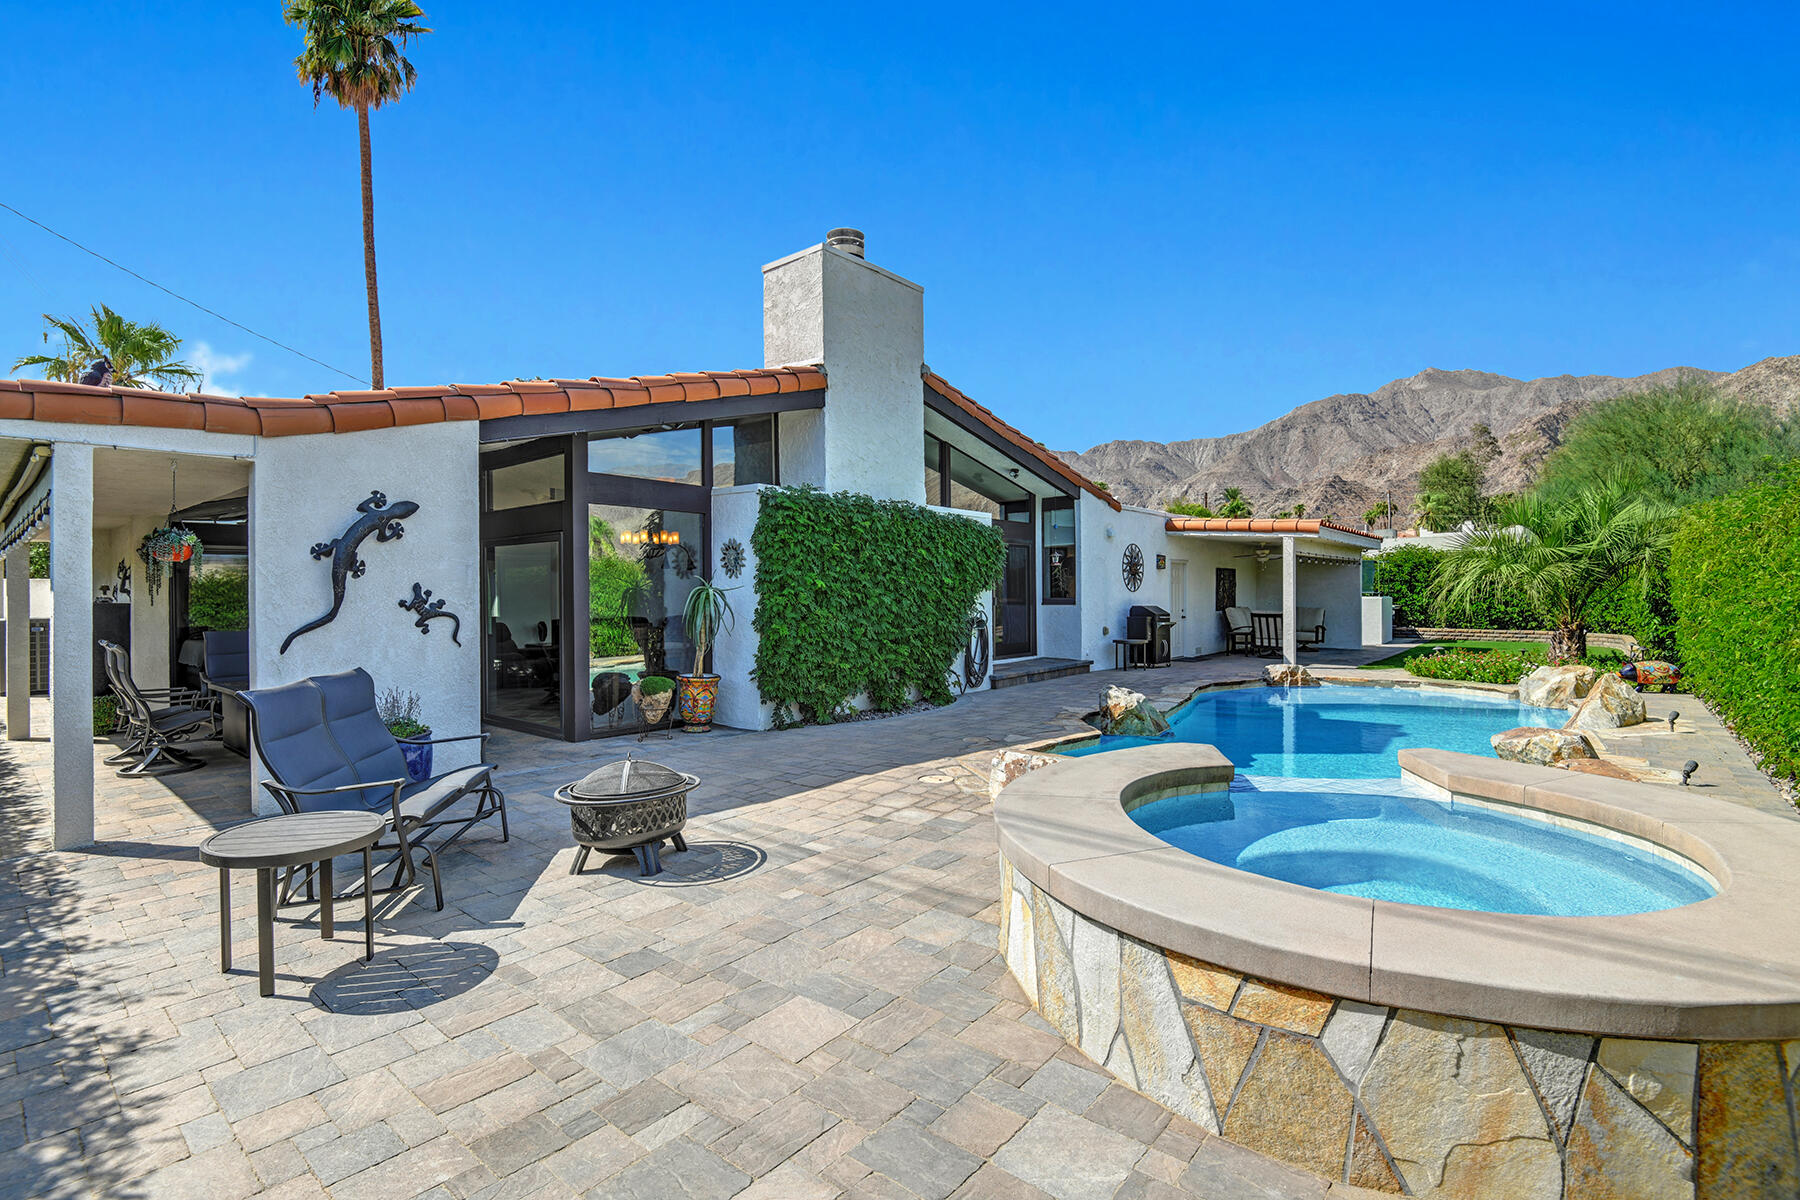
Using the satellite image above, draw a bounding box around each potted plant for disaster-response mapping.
[378,688,433,782]
[632,674,675,727]
[136,525,203,605]
[677,580,736,732]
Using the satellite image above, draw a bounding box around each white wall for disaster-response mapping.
[1296,560,1365,649]
[1073,500,1178,666]
[247,422,481,814]
[763,242,925,502]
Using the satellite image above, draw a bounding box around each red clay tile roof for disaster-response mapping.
[1164,516,1381,545]
[0,366,825,438]
[922,370,1121,510]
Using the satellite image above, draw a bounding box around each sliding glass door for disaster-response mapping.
[484,538,563,735]
[586,506,705,736]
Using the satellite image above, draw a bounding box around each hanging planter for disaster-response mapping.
[137,526,203,605]
[135,460,202,605]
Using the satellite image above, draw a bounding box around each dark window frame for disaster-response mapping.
[1041,496,1077,606]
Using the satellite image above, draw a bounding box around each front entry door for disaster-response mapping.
[994,501,1035,657]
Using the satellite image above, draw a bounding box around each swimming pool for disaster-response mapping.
[1067,684,1715,915]
[1065,683,1567,777]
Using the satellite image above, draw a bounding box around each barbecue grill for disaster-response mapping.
[1127,604,1174,667]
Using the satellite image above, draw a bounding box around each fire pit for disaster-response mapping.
[553,756,697,877]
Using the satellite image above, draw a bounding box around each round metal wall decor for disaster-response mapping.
[1122,543,1145,591]
[720,538,746,579]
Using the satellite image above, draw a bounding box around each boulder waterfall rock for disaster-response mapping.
[1094,687,1172,738]
[1563,673,1648,732]
[1262,664,1321,687]
[1518,663,1598,710]
[1491,727,1597,767]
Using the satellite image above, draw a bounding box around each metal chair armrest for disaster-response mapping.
[396,733,491,747]
[258,777,406,815]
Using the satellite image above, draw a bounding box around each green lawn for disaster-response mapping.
[1360,640,1550,669]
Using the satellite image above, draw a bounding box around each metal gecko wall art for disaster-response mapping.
[280,490,420,655]
[399,583,463,646]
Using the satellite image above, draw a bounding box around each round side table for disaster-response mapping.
[199,810,385,997]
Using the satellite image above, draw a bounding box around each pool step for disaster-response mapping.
[991,657,1093,689]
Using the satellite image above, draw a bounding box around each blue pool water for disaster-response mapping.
[1065,684,1570,777]
[1073,685,1715,915]
[1130,779,1714,915]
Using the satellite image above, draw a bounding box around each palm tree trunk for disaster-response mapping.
[357,104,385,390]
[1549,621,1587,665]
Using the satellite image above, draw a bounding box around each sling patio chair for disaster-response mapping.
[1296,607,1327,651]
[239,668,507,911]
[99,640,218,776]
[1223,606,1255,654]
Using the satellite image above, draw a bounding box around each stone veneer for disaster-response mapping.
[998,854,1800,1199]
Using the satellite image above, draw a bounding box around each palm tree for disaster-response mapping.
[285,0,430,389]
[1433,483,1672,663]
[1292,502,1307,518]
[1217,487,1252,518]
[13,306,202,390]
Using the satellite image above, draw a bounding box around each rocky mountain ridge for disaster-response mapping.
[1057,356,1800,522]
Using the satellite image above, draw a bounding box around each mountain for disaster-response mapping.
[1057,356,1800,522]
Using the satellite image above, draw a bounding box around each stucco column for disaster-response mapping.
[49,444,95,849]
[1281,536,1298,665]
[5,544,30,739]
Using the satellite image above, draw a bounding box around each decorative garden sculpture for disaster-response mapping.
[280,490,419,654]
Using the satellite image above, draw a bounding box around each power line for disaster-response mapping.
[0,200,369,387]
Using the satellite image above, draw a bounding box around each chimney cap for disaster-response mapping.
[825,228,865,258]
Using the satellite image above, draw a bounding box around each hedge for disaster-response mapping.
[1669,471,1800,783]
[1366,544,1671,656]
[188,569,248,630]
[751,485,1005,724]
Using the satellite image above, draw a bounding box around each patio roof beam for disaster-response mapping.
[477,389,825,443]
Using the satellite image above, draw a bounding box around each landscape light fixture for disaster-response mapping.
[1681,760,1700,786]
[1668,710,1679,732]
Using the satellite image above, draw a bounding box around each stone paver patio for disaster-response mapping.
[0,652,1785,1199]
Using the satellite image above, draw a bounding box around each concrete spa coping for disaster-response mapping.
[993,742,1800,1041]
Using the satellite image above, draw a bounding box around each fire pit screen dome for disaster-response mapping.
[555,755,698,877]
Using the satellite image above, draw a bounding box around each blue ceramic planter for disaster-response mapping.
[398,733,433,784]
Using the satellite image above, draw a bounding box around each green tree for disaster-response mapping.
[1292,502,1306,518]
[587,516,645,656]
[285,0,431,389]
[1364,499,1392,527]
[13,306,202,390]
[1414,451,1489,529]
[1217,487,1252,518]
[1166,498,1213,517]
[1468,422,1501,463]
[1433,483,1672,663]
[1534,377,1798,507]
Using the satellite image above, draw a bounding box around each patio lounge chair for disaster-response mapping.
[239,668,507,911]
[99,640,218,776]
[1223,606,1254,653]
[1296,607,1327,651]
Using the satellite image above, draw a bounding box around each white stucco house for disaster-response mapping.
[0,230,1377,847]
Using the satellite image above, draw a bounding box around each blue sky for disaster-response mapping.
[4,2,1797,450]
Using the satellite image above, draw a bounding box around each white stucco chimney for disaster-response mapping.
[763,230,925,503]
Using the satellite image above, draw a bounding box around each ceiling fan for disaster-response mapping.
[1234,544,1275,562]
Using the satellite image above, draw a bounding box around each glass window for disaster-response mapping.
[1043,500,1076,601]
[925,437,946,505]
[485,453,564,510]
[587,505,705,735]
[485,540,562,732]
[715,416,777,486]
[587,426,703,483]
[945,445,1029,516]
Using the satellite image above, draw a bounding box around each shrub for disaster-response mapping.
[1670,470,1800,783]
[751,485,1005,724]
[589,555,645,657]
[187,568,248,630]
[1404,646,1624,685]
[635,675,674,697]
[93,695,118,736]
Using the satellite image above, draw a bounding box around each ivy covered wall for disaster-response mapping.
[750,485,1005,725]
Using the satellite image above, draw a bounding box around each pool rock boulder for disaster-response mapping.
[1262,663,1321,687]
[1492,727,1597,767]
[1094,686,1171,738]
[1518,663,1597,709]
[1563,673,1647,731]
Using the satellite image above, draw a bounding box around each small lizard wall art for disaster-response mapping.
[399,583,463,646]
[280,490,421,654]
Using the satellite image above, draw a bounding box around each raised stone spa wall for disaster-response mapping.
[998,854,1800,1199]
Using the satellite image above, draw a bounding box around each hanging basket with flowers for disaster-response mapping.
[137,526,203,605]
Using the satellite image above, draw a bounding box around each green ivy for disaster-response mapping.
[750,485,1005,725]
[1670,469,1800,784]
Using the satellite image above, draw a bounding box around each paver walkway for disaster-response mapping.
[0,652,1785,1200]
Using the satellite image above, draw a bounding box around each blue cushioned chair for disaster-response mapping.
[240,668,507,910]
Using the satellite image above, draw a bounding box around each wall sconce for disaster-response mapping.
[1105,525,1116,540]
